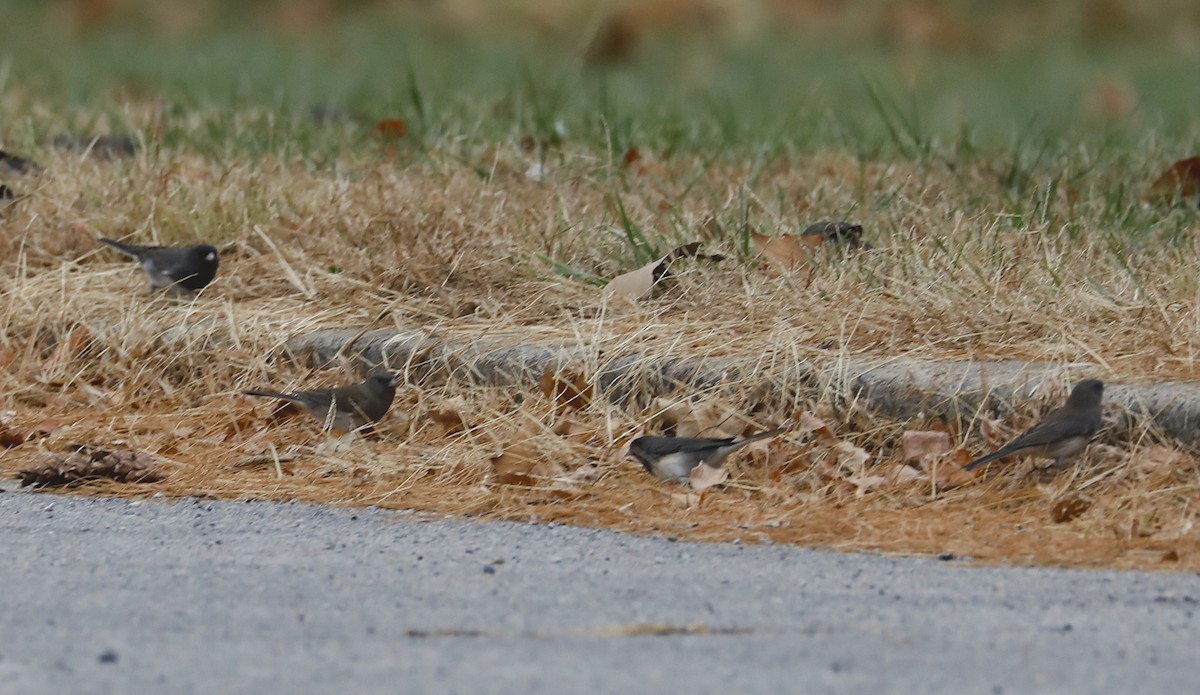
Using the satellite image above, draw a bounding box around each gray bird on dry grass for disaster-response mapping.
[629,426,789,481]
[964,379,1104,471]
[243,373,399,432]
[99,238,219,294]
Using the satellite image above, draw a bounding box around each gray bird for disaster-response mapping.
[964,379,1104,471]
[629,427,789,481]
[99,238,219,294]
[243,373,399,432]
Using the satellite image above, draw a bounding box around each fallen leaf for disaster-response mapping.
[901,430,953,462]
[490,443,560,487]
[652,398,743,439]
[886,463,927,484]
[375,118,407,139]
[428,397,469,436]
[30,419,63,440]
[750,230,807,270]
[539,365,593,412]
[833,441,870,475]
[1050,494,1092,523]
[604,242,703,300]
[688,463,727,491]
[0,424,25,448]
[848,474,888,496]
[551,417,595,445]
[557,463,600,485]
[927,448,976,489]
[1148,156,1200,204]
[793,411,836,441]
[979,418,1006,448]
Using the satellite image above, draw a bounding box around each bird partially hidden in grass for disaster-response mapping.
[243,373,399,432]
[629,426,789,481]
[964,379,1104,472]
[98,238,219,295]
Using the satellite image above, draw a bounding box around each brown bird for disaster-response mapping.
[243,373,399,432]
[964,379,1104,471]
[629,427,788,481]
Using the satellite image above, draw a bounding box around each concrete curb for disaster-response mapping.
[285,328,1200,445]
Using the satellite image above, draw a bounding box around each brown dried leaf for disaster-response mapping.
[551,417,595,445]
[750,230,807,270]
[539,365,593,412]
[927,448,976,489]
[375,118,407,139]
[848,474,888,497]
[833,441,870,475]
[428,397,469,437]
[794,411,836,441]
[886,463,927,484]
[979,418,1006,448]
[688,463,727,491]
[490,443,561,487]
[1148,156,1200,203]
[0,424,25,448]
[901,430,953,462]
[652,398,742,439]
[604,243,702,300]
[1051,494,1092,523]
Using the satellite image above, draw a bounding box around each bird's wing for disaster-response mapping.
[1004,410,1096,450]
[674,437,738,453]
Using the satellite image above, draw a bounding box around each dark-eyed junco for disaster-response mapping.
[629,426,788,481]
[801,221,872,249]
[99,238,219,294]
[964,379,1104,471]
[243,373,399,431]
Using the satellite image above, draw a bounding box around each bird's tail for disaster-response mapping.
[963,448,1008,471]
[242,388,301,404]
[735,426,790,446]
[98,238,145,259]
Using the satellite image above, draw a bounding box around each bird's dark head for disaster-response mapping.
[192,245,219,265]
[368,372,399,393]
[1068,379,1104,406]
[176,244,220,291]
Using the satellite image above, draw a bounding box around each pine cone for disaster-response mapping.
[18,444,163,488]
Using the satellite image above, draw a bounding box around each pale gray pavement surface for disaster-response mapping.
[1,489,1197,695]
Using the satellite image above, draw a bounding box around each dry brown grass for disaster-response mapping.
[2,138,1199,572]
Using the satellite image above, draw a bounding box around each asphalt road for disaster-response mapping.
[1,490,1196,695]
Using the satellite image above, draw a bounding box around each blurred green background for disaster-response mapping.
[1,0,1199,159]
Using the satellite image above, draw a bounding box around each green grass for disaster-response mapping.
[2,5,1199,169]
